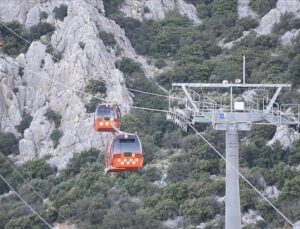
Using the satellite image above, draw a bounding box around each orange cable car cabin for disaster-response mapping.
[94,104,120,132]
[105,133,143,173]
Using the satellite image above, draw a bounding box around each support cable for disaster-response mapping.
[0,20,295,228]
[185,120,294,227]
[1,54,294,227]
[0,173,53,229]
[0,21,179,100]
[0,153,69,222]
[0,55,169,114]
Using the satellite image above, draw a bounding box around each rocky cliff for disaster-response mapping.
[222,0,300,49]
[1,0,299,168]
[121,0,201,24]
[0,0,200,168]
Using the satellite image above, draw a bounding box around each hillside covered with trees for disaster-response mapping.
[0,0,300,228]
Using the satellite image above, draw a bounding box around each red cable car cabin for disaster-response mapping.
[94,104,120,132]
[0,32,3,47]
[105,133,143,173]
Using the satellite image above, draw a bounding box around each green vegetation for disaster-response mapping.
[0,133,18,156]
[102,0,124,18]
[0,21,29,56]
[44,109,62,128]
[273,12,300,35]
[84,80,106,113]
[115,57,167,108]
[2,2,300,228]
[225,17,258,42]
[85,79,107,95]
[46,44,63,62]
[211,0,237,17]
[53,4,68,21]
[50,129,63,148]
[15,114,33,135]
[115,15,195,57]
[99,31,117,48]
[249,0,277,16]
[154,59,167,69]
[29,22,55,40]
[85,97,101,113]
[40,11,48,20]
[143,6,151,14]
[0,20,56,56]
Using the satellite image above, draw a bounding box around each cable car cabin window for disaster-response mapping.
[113,138,141,154]
[96,107,114,119]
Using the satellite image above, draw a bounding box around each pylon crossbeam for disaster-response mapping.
[168,81,299,229]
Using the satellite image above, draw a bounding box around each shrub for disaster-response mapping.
[167,161,191,182]
[40,59,45,68]
[273,13,300,35]
[99,31,117,47]
[163,182,188,205]
[40,11,48,20]
[85,97,101,113]
[0,21,29,56]
[157,62,212,88]
[45,43,62,62]
[50,129,63,148]
[180,197,219,223]
[12,88,19,93]
[0,132,18,156]
[102,209,163,229]
[124,173,147,195]
[263,162,296,189]
[60,148,100,179]
[288,54,300,80]
[115,57,142,75]
[144,167,162,182]
[143,6,151,14]
[196,3,212,19]
[44,109,62,128]
[288,139,300,165]
[21,159,56,179]
[154,198,178,220]
[211,0,237,17]
[29,178,54,197]
[194,159,221,175]
[154,59,167,69]
[53,4,68,21]
[85,79,107,95]
[114,16,150,55]
[29,22,55,40]
[187,179,225,197]
[240,189,258,212]
[78,41,85,49]
[15,114,33,135]
[18,66,24,77]
[225,17,258,42]
[162,130,184,149]
[249,0,277,15]
[102,0,124,18]
[115,58,167,109]
[4,214,47,229]
[279,177,300,201]
[0,212,8,228]
[120,114,139,133]
[114,14,192,56]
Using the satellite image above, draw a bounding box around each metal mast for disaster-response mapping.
[167,80,299,228]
